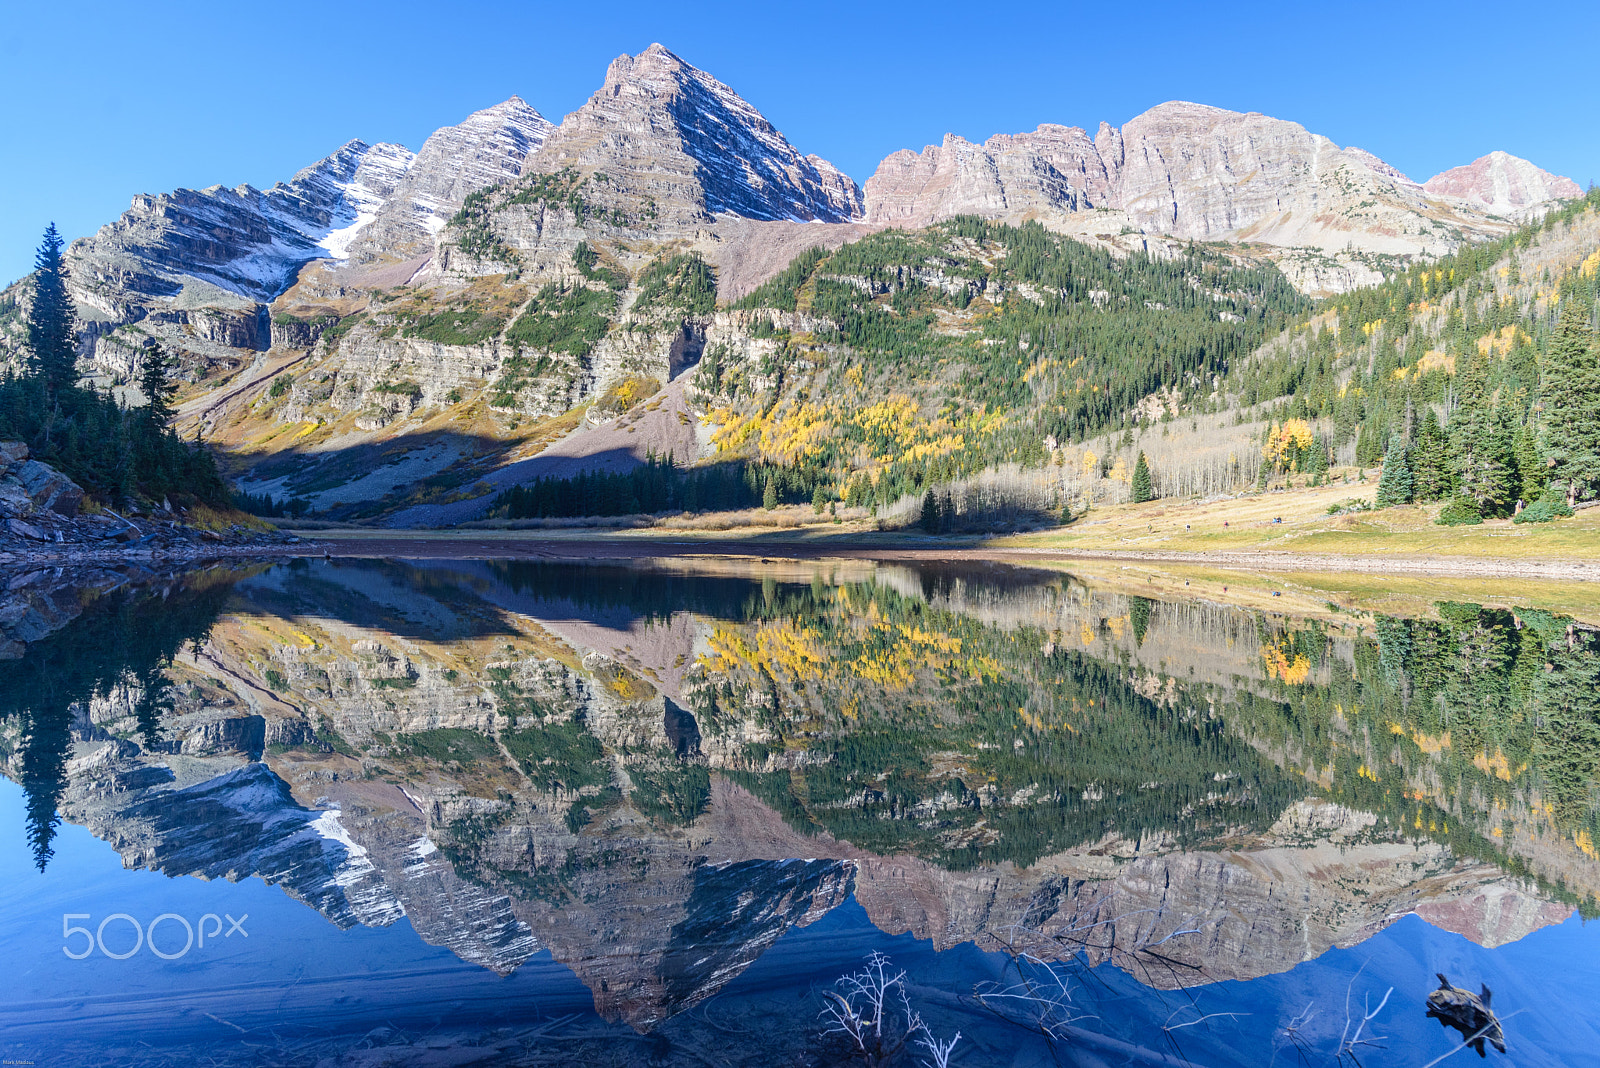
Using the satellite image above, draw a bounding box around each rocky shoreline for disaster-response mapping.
[0,440,301,564]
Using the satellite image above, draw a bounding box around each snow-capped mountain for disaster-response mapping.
[62,98,554,319]
[344,97,555,262]
[65,139,398,315]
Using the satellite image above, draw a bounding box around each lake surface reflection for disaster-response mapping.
[2,556,1598,1066]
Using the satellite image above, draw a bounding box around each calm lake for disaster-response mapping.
[2,555,1597,1067]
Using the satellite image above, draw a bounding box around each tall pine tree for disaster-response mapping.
[1131,451,1154,503]
[25,223,79,400]
[0,226,230,509]
[1411,409,1452,501]
[1541,300,1600,506]
[1375,431,1414,507]
[138,342,176,429]
[920,489,942,533]
[1450,352,1517,517]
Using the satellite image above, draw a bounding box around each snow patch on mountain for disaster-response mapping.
[343,97,554,258]
[319,141,418,258]
[61,100,551,310]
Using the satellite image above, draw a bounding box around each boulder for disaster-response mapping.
[6,518,48,540]
[0,441,29,477]
[14,460,84,516]
[0,481,34,516]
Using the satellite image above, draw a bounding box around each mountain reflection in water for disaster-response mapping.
[2,556,1599,1066]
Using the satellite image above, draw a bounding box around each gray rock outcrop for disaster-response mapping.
[521,43,863,230]
[862,100,1581,268]
[0,443,82,518]
[345,97,554,262]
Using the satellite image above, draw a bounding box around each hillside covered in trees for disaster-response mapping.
[483,219,1298,522]
[673,190,1600,526]
[1222,188,1600,524]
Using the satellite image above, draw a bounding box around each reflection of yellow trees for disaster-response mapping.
[699,622,829,681]
[1260,638,1311,685]
[1388,723,1452,754]
[1016,706,1077,733]
[697,609,1001,701]
[849,622,999,688]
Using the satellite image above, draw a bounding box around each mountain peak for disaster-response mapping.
[337,97,555,261]
[529,44,862,225]
[1424,151,1582,216]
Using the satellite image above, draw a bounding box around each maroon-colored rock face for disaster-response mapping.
[1424,150,1583,215]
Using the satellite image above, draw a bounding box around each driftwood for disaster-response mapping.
[1425,973,1506,1057]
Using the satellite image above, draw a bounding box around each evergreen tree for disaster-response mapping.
[1512,423,1546,504]
[762,476,778,510]
[1309,431,1331,480]
[1128,596,1153,645]
[1411,409,1452,501]
[920,489,942,533]
[138,343,176,429]
[24,223,78,399]
[1453,412,1517,517]
[812,484,827,514]
[1,226,229,509]
[1131,451,1154,503]
[1541,300,1600,506]
[1355,416,1386,467]
[1375,431,1414,507]
[1450,353,1516,517]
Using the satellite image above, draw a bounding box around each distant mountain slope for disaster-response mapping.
[345,97,554,263]
[67,138,412,313]
[1424,150,1584,217]
[863,101,1581,295]
[44,99,551,364]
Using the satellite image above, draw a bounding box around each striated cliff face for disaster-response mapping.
[67,97,552,312]
[48,97,552,388]
[865,124,1112,227]
[862,101,1580,284]
[345,97,554,263]
[1424,150,1585,217]
[67,140,405,315]
[524,43,863,229]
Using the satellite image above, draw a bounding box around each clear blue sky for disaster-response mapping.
[3,0,1596,285]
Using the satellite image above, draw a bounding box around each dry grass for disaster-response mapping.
[996,481,1600,562]
[1030,558,1600,628]
[653,505,848,532]
[183,503,275,533]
